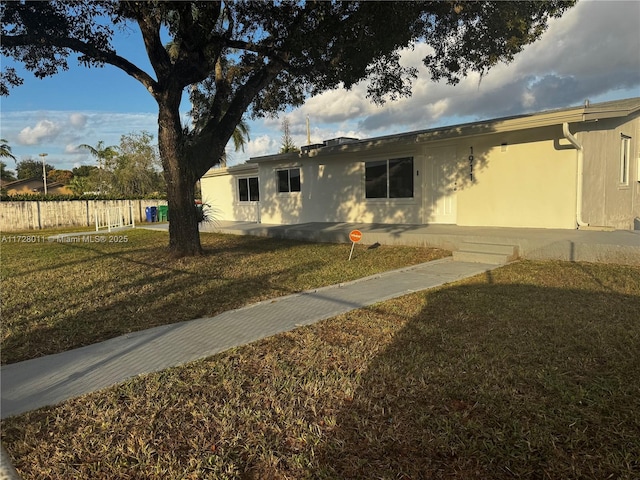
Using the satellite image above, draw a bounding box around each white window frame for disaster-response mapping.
[237,176,259,203]
[276,167,301,194]
[620,134,631,186]
[364,157,414,200]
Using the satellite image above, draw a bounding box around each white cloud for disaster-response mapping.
[293,87,376,126]
[472,0,640,113]
[83,112,158,139]
[64,143,84,154]
[69,113,88,128]
[276,0,640,144]
[17,119,62,145]
[226,134,278,166]
[1,110,158,170]
[515,0,640,79]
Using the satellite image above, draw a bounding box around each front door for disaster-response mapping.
[426,146,458,224]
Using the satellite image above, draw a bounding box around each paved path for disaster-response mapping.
[1,258,497,420]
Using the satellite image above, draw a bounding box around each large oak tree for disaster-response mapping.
[1,0,575,256]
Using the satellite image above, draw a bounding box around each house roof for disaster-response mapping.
[2,176,67,191]
[247,97,640,163]
[202,163,259,178]
[2,176,43,188]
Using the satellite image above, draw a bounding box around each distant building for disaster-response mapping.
[1,177,73,196]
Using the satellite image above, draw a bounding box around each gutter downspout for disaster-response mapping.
[562,122,589,228]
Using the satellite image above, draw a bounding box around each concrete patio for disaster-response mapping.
[198,221,640,265]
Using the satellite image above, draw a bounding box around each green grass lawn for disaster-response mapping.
[2,259,639,479]
[1,228,448,364]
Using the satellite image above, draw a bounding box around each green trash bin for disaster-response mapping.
[157,205,169,221]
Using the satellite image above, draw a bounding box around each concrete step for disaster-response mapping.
[453,250,512,264]
[453,242,519,265]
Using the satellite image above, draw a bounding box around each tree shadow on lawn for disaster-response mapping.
[309,276,640,479]
[6,231,302,278]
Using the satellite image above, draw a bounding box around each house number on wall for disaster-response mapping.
[469,147,474,181]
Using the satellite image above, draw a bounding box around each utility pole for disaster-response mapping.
[39,153,48,195]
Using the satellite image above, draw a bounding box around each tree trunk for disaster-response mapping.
[165,162,201,257]
[157,94,203,257]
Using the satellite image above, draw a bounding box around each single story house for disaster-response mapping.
[201,97,640,231]
[1,177,73,196]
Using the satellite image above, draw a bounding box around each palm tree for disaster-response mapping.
[78,141,118,166]
[231,118,251,153]
[0,138,16,162]
[1,160,17,182]
[213,117,251,168]
[78,141,118,193]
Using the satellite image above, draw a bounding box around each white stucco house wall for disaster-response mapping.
[201,98,640,231]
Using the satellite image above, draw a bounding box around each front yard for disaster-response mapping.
[1,228,447,365]
[2,249,639,479]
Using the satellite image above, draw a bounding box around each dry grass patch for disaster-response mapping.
[1,228,448,364]
[2,261,639,479]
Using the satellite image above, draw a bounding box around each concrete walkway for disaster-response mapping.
[1,258,498,420]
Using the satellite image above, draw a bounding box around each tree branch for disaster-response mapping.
[190,61,282,176]
[2,33,158,93]
[134,16,171,88]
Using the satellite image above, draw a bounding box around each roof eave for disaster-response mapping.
[245,97,640,161]
[202,163,258,178]
[246,152,301,164]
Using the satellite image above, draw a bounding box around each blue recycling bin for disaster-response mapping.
[145,206,158,222]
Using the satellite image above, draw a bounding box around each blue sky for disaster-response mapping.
[1,0,639,174]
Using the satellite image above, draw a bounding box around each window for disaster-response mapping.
[277,168,301,193]
[365,157,413,199]
[620,135,631,185]
[238,177,259,202]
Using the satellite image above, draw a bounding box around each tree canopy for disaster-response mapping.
[72,133,164,195]
[0,161,17,182]
[72,165,99,178]
[16,158,54,179]
[113,131,164,196]
[1,1,575,256]
[47,169,73,184]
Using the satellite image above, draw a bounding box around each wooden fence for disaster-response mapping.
[0,199,166,232]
